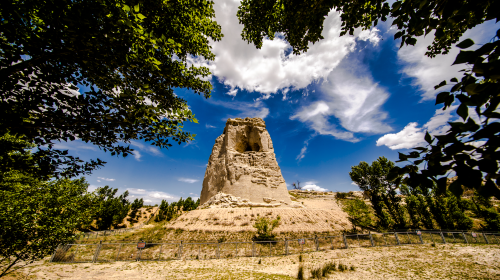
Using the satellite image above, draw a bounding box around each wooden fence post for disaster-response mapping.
[395,232,401,245]
[369,232,375,247]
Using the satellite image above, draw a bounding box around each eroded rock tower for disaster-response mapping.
[200,118,292,207]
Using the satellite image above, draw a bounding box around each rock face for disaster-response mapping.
[200,118,292,206]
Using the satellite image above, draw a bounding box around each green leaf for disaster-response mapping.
[134,4,140,12]
[435,91,450,104]
[425,131,432,144]
[457,104,468,121]
[456,38,474,49]
[434,80,446,90]
[453,51,476,65]
[450,77,458,83]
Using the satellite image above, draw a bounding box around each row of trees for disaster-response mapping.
[343,157,500,232]
[154,197,200,222]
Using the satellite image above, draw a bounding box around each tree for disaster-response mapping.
[252,216,281,241]
[0,174,94,277]
[237,0,499,57]
[129,198,144,220]
[292,180,302,190]
[1,0,223,178]
[341,198,374,232]
[92,186,130,230]
[349,157,407,229]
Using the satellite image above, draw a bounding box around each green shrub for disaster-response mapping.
[252,215,281,241]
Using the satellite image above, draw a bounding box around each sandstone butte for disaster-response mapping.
[200,117,297,208]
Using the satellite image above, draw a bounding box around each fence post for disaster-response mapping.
[252,242,255,257]
[217,243,220,259]
[93,241,102,263]
[483,232,490,244]
[418,233,423,244]
[116,244,123,261]
[440,231,446,244]
[285,239,288,255]
[343,234,348,249]
[315,235,319,251]
[462,231,468,244]
[369,232,375,247]
[179,241,183,260]
[395,232,401,245]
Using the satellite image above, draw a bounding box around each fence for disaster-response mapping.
[51,230,500,263]
[76,207,159,241]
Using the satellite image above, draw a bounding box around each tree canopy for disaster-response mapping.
[0,174,94,277]
[237,0,499,57]
[0,0,223,177]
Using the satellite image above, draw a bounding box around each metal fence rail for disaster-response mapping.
[51,230,500,263]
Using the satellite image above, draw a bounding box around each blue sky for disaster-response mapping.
[61,1,499,205]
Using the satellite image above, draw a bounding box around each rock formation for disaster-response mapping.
[200,118,294,207]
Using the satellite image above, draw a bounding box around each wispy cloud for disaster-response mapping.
[127,188,179,204]
[291,60,392,143]
[130,141,163,157]
[296,134,316,162]
[97,177,115,182]
[205,123,216,129]
[178,178,199,184]
[207,99,270,120]
[132,150,142,161]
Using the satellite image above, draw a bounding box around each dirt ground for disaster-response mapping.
[8,244,500,279]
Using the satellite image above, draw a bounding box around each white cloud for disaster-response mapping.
[199,1,382,98]
[296,134,316,162]
[291,62,392,142]
[178,178,199,184]
[127,188,179,204]
[358,28,381,45]
[376,105,458,150]
[398,20,499,100]
[205,124,216,129]
[302,181,328,192]
[51,141,98,151]
[351,182,358,186]
[132,150,142,161]
[97,177,115,182]
[130,141,163,157]
[97,180,101,182]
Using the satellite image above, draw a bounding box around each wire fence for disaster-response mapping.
[51,230,500,263]
[75,207,159,241]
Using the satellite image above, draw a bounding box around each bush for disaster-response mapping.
[252,215,281,241]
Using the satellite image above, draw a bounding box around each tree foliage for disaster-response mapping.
[252,216,281,241]
[0,173,94,277]
[349,157,407,229]
[91,186,130,230]
[153,197,199,223]
[237,0,499,56]
[341,198,374,232]
[0,0,223,178]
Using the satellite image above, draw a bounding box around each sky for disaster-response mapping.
[63,1,499,205]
